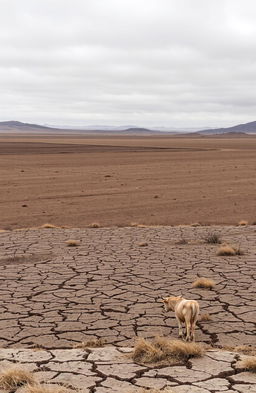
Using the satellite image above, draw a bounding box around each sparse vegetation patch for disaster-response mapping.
[203,232,221,244]
[234,345,256,356]
[65,239,80,247]
[73,337,106,348]
[41,223,58,229]
[240,356,256,372]
[138,242,148,247]
[88,222,100,228]
[238,220,248,226]
[133,336,204,365]
[0,367,35,390]
[217,244,243,256]
[192,277,216,289]
[200,313,212,321]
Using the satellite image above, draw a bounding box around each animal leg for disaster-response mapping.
[185,321,191,342]
[191,321,196,341]
[176,317,184,339]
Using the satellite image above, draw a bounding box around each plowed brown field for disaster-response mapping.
[0,134,255,229]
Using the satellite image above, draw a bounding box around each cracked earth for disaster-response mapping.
[0,225,255,392]
[0,346,256,393]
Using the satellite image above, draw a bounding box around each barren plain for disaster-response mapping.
[0,134,255,392]
[0,134,255,229]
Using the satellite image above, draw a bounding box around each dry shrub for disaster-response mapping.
[138,242,148,247]
[88,222,100,228]
[41,223,58,229]
[192,277,215,289]
[0,367,35,390]
[204,232,221,244]
[190,222,201,227]
[133,337,204,364]
[73,337,105,349]
[200,313,212,322]
[217,244,243,256]
[240,357,256,372]
[24,384,72,393]
[238,220,248,226]
[65,239,80,247]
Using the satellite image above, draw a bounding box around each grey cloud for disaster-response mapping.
[1,0,256,127]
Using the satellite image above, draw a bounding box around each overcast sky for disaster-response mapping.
[1,0,256,128]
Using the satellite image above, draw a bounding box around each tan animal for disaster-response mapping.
[162,296,199,342]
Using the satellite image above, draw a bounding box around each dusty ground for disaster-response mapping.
[0,134,256,229]
[0,225,255,349]
[1,347,255,392]
[0,135,255,391]
[0,225,255,391]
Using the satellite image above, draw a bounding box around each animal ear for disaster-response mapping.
[161,297,168,303]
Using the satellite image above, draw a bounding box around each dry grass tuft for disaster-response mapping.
[204,232,221,244]
[87,222,100,228]
[65,239,80,247]
[130,222,139,227]
[138,242,148,247]
[133,338,163,364]
[217,244,243,256]
[238,220,248,226]
[192,277,216,289]
[41,223,58,229]
[240,357,256,372]
[24,384,72,393]
[234,345,256,356]
[130,223,147,228]
[200,313,212,322]
[0,367,35,390]
[190,222,201,227]
[73,337,106,349]
[133,337,204,364]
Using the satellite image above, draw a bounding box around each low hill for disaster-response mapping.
[0,121,175,135]
[199,120,256,135]
[0,121,58,132]
[123,127,162,134]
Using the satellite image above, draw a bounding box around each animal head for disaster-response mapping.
[161,296,183,312]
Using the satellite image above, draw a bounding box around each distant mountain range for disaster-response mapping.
[199,120,256,135]
[0,121,58,132]
[0,121,177,134]
[0,120,256,135]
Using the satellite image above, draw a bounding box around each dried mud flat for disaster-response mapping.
[0,347,255,393]
[0,225,255,392]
